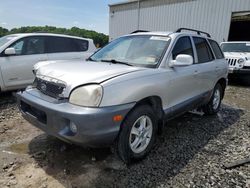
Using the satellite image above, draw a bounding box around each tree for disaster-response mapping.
[0,27,8,37]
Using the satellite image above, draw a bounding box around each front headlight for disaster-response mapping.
[238,58,244,64]
[69,84,103,107]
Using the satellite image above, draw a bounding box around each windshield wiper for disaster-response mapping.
[86,57,95,61]
[100,59,133,66]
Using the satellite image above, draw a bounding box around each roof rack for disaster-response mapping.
[176,28,211,38]
[131,30,149,34]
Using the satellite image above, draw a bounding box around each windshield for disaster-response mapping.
[0,35,18,48]
[221,43,250,53]
[90,35,171,67]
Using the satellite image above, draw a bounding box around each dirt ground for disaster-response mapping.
[0,81,249,188]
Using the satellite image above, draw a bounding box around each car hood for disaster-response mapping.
[224,52,250,59]
[36,60,145,96]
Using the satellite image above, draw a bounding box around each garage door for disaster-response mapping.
[228,12,250,41]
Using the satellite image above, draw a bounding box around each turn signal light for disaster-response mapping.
[113,115,123,122]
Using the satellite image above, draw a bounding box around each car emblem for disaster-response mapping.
[40,83,47,91]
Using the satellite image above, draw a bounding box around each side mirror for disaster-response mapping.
[4,48,16,55]
[170,54,193,67]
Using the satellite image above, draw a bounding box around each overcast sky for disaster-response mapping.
[0,0,122,34]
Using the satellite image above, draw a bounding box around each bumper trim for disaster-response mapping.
[17,90,135,147]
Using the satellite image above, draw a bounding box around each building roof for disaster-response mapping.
[109,0,141,7]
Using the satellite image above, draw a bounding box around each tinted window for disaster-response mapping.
[209,39,224,59]
[9,36,45,55]
[47,37,73,53]
[193,37,214,63]
[46,37,88,53]
[172,36,194,60]
[72,39,88,52]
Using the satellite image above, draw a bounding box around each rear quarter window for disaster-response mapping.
[71,38,89,52]
[209,39,224,59]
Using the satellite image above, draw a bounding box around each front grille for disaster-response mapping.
[35,78,65,98]
[226,58,238,66]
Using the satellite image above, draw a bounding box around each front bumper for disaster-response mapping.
[229,68,250,75]
[17,89,135,147]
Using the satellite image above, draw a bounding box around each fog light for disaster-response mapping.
[69,122,77,133]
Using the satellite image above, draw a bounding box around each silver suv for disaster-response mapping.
[17,28,228,163]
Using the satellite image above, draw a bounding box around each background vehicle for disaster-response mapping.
[221,42,250,83]
[0,33,96,92]
[17,28,228,163]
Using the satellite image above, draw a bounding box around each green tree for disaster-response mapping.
[0,27,8,37]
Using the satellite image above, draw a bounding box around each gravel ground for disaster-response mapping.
[0,84,249,188]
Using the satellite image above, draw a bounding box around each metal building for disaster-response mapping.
[109,0,250,42]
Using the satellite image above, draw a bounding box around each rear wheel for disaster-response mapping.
[117,105,157,164]
[203,83,223,115]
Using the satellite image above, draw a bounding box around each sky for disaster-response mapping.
[0,0,122,34]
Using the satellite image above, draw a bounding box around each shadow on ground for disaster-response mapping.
[0,91,16,106]
[28,104,244,188]
[228,75,250,86]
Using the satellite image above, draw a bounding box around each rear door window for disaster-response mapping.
[46,37,89,53]
[46,36,72,53]
[193,37,214,63]
[208,39,224,59]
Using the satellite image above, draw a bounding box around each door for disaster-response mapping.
[1,36,48,88]
[46,36,89,61]
[167,36,201,111]
[192,37,217,93]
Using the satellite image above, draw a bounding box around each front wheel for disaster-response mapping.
[117,105,158,164]
[203,83,223,115]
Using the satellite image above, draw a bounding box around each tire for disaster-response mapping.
[116,105,158,164]
[203,83,223,115]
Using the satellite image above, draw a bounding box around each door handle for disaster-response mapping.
[9,77,18,81]
[194,70,199,74]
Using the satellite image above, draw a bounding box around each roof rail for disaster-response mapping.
[176,28,211,38]
[131,30,149,34]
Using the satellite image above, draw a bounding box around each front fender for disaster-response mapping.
[100,70,170,109]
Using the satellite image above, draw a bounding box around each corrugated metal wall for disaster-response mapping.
[109,0,250,42]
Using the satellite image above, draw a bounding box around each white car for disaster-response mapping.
[0,33,96,92]
[220,42,250,76]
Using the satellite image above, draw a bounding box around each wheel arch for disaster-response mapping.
[121,95,165,134]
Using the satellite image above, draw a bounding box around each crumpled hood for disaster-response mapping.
[36,60,144,96]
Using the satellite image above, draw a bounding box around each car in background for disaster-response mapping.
[0,33,96,92]
[17,28,228,163]
[220,42,250,82]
